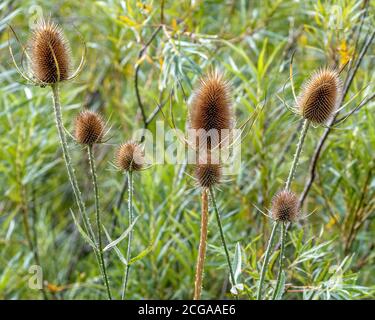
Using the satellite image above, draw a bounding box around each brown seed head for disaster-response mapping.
[195,152,221,188]
[297,68,342,124]
[116,142,144,172]
[189,70,233,149]
[29,19,71,84]
[271,190,299,222]
[74,110,105,145]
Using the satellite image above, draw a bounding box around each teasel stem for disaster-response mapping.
[272,222,287,299]
[194,188,209,300]
[87,146,112,300]
[256,221,279,300]
[122,170,134,300]
[51,84,104,295]
[268,119,309,300]
[285,119,310,191]
[51,84,95,241]
[209,187,236,293]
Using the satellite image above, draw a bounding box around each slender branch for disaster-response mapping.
[88,146,112,300]
[122,170,134,299]
[134,26,162,127]
[194,188,209,300]
[334,92,375,124]
[209,188,236,293]
[272,222,286,299]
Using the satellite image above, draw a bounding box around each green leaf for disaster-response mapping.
[70,209,96,250]
[129,242,154,265]
[273,271,286,300]
[102,225,128,265]
[232,242,242,285]
[103,216,139,252]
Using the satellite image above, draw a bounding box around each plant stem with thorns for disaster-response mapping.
[270,119,309,299]
[209,187,236,292]
[51,84,104,296]
[272,222,287,299]
[257,221,279,300]
[122,170,134,299]
[194,188,209,300]
[285,119,310,190]
[88,146,112,300]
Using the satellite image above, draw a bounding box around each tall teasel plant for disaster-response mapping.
[115,141,145,299]
[189,70,236,299]
[73,110,112,299]
[257,67,342,300]
[9,19,112,299]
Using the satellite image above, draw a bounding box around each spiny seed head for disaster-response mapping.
[29,18,71,84]
[297,68,342,124]
[195,153,221,188]
[116,142,144,172]
[189,70,233,149]
[271,190,299,222]
[74,110,105,145]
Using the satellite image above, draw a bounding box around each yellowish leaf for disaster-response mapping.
[119,16,138,27]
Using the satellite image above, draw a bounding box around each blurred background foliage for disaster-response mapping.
[0,0,374,299]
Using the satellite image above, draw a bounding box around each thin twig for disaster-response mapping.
[134,25,162,127]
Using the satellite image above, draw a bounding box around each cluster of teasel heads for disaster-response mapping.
[10,18,145,300]
[11,17,343,300]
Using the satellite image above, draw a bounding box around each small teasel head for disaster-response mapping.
[189,69,233,149]
[29,18,72,84]
[271,190,299,222]
[195,152,221,188]
[115,141,144,172]
[297,68,342,125]
[74,110,105,145]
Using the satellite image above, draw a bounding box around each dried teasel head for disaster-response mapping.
[74,110,105,145]
[115,141,144,172]
[271,190,299,222]
[297,68,342,125]
[195,152,221,188]
[29,18,71,84]
[189,70,233,149]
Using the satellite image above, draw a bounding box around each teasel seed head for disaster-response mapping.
[195,153,221,188]
[297,68,342,124]
[29,18,71,84]
[116,141,144,172]
[271,190,299,222]
[189,70,233,149]
[74,110,105,145]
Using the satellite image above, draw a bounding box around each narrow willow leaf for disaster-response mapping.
[103,216,139,252]
[232,242,242,285]
[102,225,128,265]
[128,242,154,265]
[70,209,96,250]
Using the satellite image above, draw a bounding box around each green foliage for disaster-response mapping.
[0,0,374,299]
